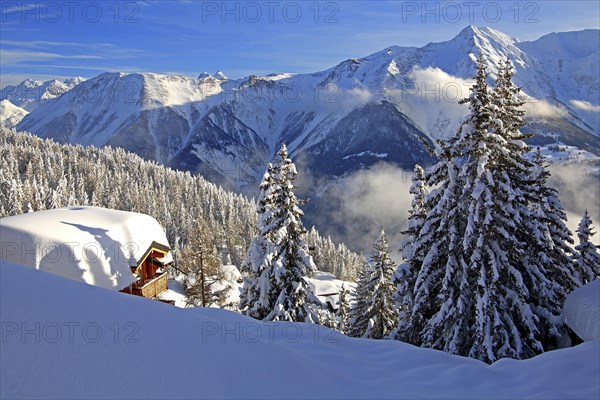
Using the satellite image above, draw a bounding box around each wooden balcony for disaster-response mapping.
[132,272,168,299]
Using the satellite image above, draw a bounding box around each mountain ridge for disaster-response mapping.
[4,26,599,192]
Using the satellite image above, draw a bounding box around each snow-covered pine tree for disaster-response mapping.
[398,165,428,265]
[347,257,373,337]
[457,55,536,361]
[397,55,566,363]
[492,58,528,140]
[265,144,321,323]
[364,229,398,339]
[346,257,373,337]
[394,57,494,355]
[528,148,578,284]
[336,284,351,334]
[493,60,577,350]
[318,308,339,329]
[240,163,277,319]
[392,111,471,348]
[6,177,24,216]
[393,164,428,343]
[524,148,580,345]
[574,210,600,283]
[348,230,397,339]
[241,144,321,323]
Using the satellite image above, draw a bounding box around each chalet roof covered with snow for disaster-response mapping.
[0,206,172,291]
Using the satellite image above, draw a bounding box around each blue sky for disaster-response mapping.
[1,0,598,86]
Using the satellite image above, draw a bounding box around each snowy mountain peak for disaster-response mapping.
[215,70,228,80]
[450,25,520,55]
[20,78,44,87]
[63,76,86,85]
[197,72,213,80]
[0,77,83,111]
[0,99,28,128]
[198,71,228,82]
[460,25,516,41]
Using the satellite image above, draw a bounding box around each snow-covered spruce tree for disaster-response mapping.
[347,258,373,337]
[526,148,579,323]
[241,144,321,323]
[492,58,527,139]
[392,164,428,343]
[318,308,339,329]
[239,163,278,319]
[305,227,362,281]
[574,210,600,283]
[402,165,428,252]
[495,60,578,349]
[397,55,567,362]
[529,149,577,274]
[336,284,351,334]
[266,144,321,323]
[366,229,398,339]
[348,230,397,339]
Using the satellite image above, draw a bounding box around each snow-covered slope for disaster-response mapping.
[0,100,27,127]
[13,26,600,191]
[2,260,598,399]
[0,77,84,111]
[519,30,599,119]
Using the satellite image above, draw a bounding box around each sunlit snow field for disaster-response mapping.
[1,261,598,399]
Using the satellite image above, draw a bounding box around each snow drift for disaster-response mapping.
[1,260,598,399]
[564,279,600,341]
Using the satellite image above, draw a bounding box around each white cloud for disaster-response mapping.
[346,86,373,106]
[570,99,600,113]
[0,50,101,65]
[522,99,568,118]
[0,3,39,14]
[547,163,600,246]
[0,41,148,65]
[288,82,374,114]
[318,85,375,111]
[322,162,415,257]
[383,66,472,139]
[0,40,88,48]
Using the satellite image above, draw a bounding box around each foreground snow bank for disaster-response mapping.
[563,280,600,341]
[1,261,599,399]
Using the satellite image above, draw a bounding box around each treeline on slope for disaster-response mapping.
[0,128,362,280]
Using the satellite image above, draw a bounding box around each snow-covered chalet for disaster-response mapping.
[0,206,172,300]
